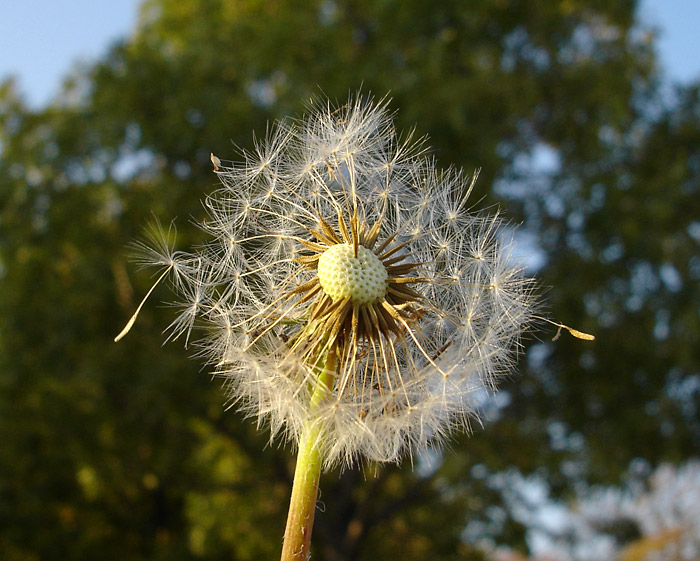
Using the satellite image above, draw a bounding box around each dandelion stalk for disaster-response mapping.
[281,348,337,561]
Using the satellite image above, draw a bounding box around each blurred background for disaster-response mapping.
[1,1,698,560]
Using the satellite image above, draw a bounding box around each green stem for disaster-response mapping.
[280,349,337,561]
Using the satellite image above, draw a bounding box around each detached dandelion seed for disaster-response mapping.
[117,95,540,560]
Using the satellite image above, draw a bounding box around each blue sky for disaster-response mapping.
[0,0,141,107]
[0,0,699,108]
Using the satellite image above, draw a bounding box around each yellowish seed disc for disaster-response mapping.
[317,243,388,304]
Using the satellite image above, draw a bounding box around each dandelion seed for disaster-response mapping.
[118,94,542,560]
[210,153,221,170]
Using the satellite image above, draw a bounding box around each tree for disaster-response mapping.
[493,460,700,561]
[2,1,696,559]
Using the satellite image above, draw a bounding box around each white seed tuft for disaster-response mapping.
[127,95,537,468]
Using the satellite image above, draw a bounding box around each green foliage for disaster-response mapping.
[1,1,697,559]
[535,84,700,480]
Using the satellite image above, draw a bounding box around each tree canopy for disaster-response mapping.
[1,1,697,559]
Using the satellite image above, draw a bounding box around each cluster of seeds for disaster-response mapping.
[126,96,536,467]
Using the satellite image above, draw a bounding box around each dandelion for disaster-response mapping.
[118,95,542,560]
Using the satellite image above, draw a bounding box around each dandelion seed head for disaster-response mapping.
[133,95,536,467]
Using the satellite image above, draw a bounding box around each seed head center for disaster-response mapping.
[317,243,388,304]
